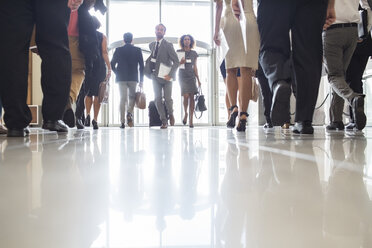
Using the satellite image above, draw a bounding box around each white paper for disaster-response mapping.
[158,63,171,79]
[216,29,229,68]
[238,0,247,53]
[177,51,185,69]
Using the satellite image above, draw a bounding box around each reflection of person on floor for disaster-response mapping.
[149,131,176,232]
[113,133,144,221]
[254,141,324,247]
[324,137,371,247]
[37,138,108,247]
[178,131,199,220]
[216,136,260,247]
[0,140,31,247]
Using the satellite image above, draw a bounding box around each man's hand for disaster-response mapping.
[232,0,242,20]
[164,75,171,81]
[323,4,336,30]
[68,0,83,11]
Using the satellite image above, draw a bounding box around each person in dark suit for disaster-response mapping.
[111,32,144,128]
[146,24,179,129]
[233,0,332,134]
[0,0,83,137]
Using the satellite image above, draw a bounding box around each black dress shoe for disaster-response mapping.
[7,128,30,137]
[120,123,125,129]
[63,108,75,128]
[84,114,91,127]
[271,81,291,126]
[326,121,344,131]
[42,120,68,132]
[76,119,85,129]
[345,122,356,130]
[92,119,99,130]
[292,121,314,134]
[351,95,366,130]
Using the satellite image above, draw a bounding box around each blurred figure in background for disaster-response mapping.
[111,32,144,129]
[84,17,111,130]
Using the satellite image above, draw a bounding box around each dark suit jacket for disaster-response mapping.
[111,44,144,83]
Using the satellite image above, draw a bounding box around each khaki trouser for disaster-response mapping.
[118,81,137,124]
[69,36,85,102]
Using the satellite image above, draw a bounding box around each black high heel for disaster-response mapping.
[236,112,248,132]
[226,105,238,128]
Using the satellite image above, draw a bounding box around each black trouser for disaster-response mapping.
[0,0,71,129]
[256,63,272,122]
[345,36,372,122]
[257,0,327,122]
[75,80,86,119]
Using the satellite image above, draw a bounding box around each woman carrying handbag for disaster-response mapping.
[177,34,201,128]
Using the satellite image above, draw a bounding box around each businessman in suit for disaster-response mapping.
[0,0,82,137]
[148,24,180,129]
[111,32,144,128]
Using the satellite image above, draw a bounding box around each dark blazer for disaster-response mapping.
[111,44,144,83]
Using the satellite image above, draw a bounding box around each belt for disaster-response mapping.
[327,23,358,30]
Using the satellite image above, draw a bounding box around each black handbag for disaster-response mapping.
[358,8,368,40]
[194,87,207,119]
[144,55,153,79]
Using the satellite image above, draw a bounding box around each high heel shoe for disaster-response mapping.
[236,112,248,132]
[183,113,188,125]
[226,105,238,128]
[84,114,91,127]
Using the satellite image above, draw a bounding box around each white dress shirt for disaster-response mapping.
[334,0,370,24]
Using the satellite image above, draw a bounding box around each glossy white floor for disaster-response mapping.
[0,126,371,248]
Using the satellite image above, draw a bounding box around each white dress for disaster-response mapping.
[219,0,260,70]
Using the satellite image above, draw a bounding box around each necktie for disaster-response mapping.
[153,41,159,58]
[151,41,159,71]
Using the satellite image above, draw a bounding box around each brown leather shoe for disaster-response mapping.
[169,115,175,126]
[160,123,168,129]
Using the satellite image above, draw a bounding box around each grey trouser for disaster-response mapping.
[118,81,137,124]
[323,26,358,122]
[152,77,173,123]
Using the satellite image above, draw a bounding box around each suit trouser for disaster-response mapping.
[0,0,71,129]
[0,98,2,117]
[256,63,272,122]
[323,27,358,122]
[69,36,85,103]
[118,81,137,124]
[345,37,372,122]
[257,0,327,122]
[152,77,173,124]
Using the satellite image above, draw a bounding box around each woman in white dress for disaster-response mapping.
[214,0,260,132]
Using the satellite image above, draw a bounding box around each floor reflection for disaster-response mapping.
[0,127,371,248]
